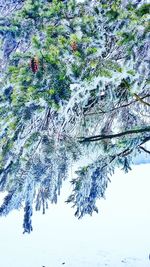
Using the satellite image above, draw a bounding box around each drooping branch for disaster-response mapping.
[79,127,150,143]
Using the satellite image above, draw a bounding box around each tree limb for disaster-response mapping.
[79,126,150,142]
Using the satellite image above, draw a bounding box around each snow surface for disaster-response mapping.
[0,164,150,267]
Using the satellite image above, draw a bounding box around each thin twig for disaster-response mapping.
[84,94,150,116]
[139,146,150,155]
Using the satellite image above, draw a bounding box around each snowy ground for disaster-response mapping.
[0,164,150,267]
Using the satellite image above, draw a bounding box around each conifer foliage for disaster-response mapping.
[0,0,149,232]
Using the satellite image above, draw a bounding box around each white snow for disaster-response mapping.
[0,164,150,267]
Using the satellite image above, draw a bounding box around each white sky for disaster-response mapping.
[0,164,150,267]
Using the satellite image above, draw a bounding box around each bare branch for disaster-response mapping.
[84,94,150,116]
[79,126,150,143]
[134,93,150,107]
[139,146,150,155]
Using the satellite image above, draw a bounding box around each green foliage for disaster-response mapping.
[106,10,119,21]
[136,4,150,17]
[32,36,41,49]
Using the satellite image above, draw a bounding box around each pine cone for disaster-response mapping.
[30,56,39,73]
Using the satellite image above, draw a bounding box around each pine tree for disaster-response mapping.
[0,0,149,233]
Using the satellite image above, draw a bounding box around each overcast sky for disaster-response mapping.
[0,164,150,267]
